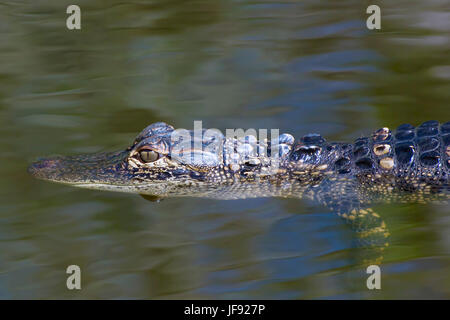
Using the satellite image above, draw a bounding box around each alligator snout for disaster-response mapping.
[28,157,65,181]
[28,151,131,187]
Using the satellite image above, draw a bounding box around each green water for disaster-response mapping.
[0,0,449,299]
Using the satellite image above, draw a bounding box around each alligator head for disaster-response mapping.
[27,122,257,198]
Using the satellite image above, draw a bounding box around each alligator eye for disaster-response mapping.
[139,150,160,163]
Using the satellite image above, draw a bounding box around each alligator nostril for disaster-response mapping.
[28,158,61,177]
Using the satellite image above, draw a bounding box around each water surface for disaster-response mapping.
[0,0,449,299]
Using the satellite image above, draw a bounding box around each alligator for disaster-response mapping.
[28,120,450,263]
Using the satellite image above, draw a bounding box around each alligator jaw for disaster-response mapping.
[27,151,133,191]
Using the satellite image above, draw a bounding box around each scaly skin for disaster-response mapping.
[28,120,450,264]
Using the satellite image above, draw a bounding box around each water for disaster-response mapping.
[0,0,449,299]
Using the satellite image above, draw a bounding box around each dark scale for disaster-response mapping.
[354,137,369,148]
[421,120,439,127]
[397,123,415,131]
[417,137,440,153]
[353,146,370,158]
[351,135,377,173]
[290,143,321,162]
[395,130,415,141]
[334,157,351,174]
[417,126,438,137]
[341,143,352,151]
[417,121,439,138]
[395,142,415,167]
[301,133,325,145]
[420,151,440,167]
[412,122,441,169]
[441,121,450,134]
[353,137,370,156]
[395,123,415,141]
[289,134,325,163]
[355,158,374,171]
[443,134,450,146]
[335,157,351,169]
[328,142,353,175]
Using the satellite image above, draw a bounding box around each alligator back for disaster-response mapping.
[300,120,450,207]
